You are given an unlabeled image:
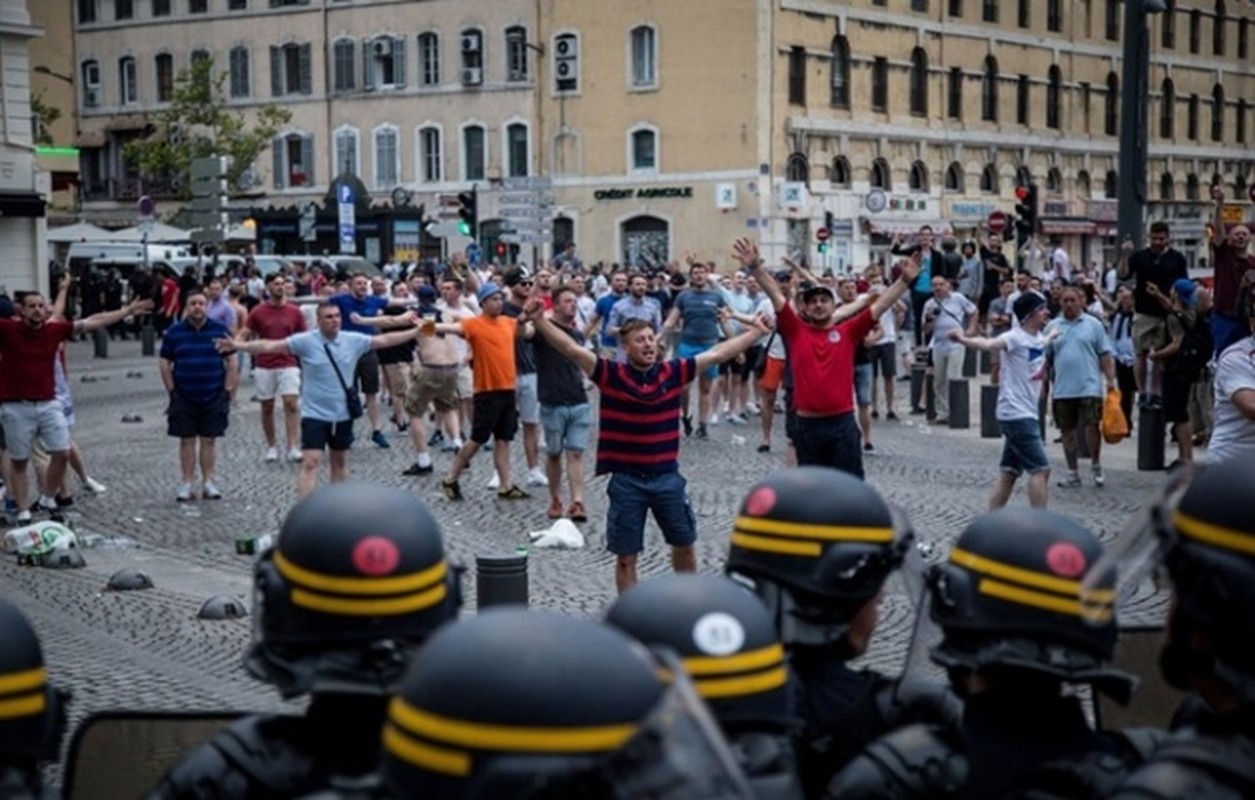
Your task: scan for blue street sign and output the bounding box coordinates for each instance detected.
[466,242,482,266]
[338,183,355,205]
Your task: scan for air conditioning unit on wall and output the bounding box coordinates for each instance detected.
[373,39,393,57]
[461,67,482,86]
[461,34,480,53]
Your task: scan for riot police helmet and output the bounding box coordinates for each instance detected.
[928,507,1133,700]
[246,483,461,698]
[0,597,67,771]
[380,610,756,799]
[724,468,913,647]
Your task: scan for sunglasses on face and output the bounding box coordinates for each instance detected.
[517,281,534,287]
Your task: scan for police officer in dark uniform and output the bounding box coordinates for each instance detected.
[723,467,959,797]
[605,573,802,798]
[150,483,461,798]
[1109,457,1255,799]
[0,597,68,800]
[379,609,756,799]
[829,507,1159,799]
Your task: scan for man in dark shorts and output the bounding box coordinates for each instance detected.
[1116,220,1189,407]
[525,299,770,594]
[159,290,237,502]
[328,274,392,448]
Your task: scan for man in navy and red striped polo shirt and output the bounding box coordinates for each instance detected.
[524,297,770,593]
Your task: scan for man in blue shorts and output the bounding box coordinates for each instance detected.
[662,263,728,439]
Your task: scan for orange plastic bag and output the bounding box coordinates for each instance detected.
[1102,387,1129,444]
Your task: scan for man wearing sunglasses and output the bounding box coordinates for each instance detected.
[502,268,548,489]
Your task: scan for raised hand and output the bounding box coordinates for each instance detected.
[731,237,760,269]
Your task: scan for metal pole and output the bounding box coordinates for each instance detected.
[1117,1,1149,245]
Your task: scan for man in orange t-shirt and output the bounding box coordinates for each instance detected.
[430,281,532,501]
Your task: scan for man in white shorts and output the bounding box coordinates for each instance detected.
[239,273,306,461]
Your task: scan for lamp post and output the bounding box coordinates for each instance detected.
[1116,0,1166,246]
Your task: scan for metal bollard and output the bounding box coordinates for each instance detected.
[910,363,927,413]
[92,327,108,359]
[1137,406,1166,471]
[980,385,1000,438]
[948,379,970,429]
[141,323,156,357]
[925,370,936,421]
[962,348,977,378]
[476,552,529,608]
[979,349,991,375]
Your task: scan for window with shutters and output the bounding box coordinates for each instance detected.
[373,126,399,189]
[1016,74,1030,125]
[270,43,312,96]
[229,46,250,98]
[418,127,441,182]
[119,57,138,106]
[948,67,963,119]
[1046,67,1061,129]
[463,125,485,181]
[629,26,657,89]
[116,0,133,19]
[332,38,355,92]
[830,36,850,109]
[152,0,170,16]
[155,53,174,103]
[273,132,314,188]
[333,128,358,176]
[506,26,529,82]
[364,35,406,90]
[1159,78,1174,138]
[418,33,440,86]
[506,122,529,177]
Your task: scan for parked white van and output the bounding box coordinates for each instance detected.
[66,242,191,275]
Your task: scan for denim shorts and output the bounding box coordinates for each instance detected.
[999,417,1050,476]
[854,363,873,408]
[540,403,592,455]
[677,342,716,381]
[605,471,697,556]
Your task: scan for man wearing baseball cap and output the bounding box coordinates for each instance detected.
[950,291,1054,508]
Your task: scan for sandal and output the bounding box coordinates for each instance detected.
[567,501,588,522]
[440,479,463,501]
[548,497,565,519]
[498,485,531,500]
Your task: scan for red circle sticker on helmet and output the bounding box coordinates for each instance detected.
[353,536,401,576]
[1044,542,1087,578]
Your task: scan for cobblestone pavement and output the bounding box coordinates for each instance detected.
[1,339,1174,744]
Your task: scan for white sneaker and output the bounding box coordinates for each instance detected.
[36,496,58,513]
[15,510,31,524]
[727,414,747,426]
[707,413,720,426]
[83,477,107,495]
[176,483,195,502]
[264,446,279,463]
[527,467,549,487]
[745,402,761,416]
[287,448,303,462]
[486,473,501,490]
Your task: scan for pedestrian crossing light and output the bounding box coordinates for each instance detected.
[457,188,478,238]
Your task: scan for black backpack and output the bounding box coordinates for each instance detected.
[1167,311,1213,382]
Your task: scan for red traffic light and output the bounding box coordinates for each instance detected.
[1014,185,1030,201]
[496,242,507,257]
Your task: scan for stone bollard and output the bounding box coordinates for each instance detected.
[948,379,970,429]
[92,328,108,359]
[1137,405,1166,471]
[962,348,978,378]
[980,385,1000,438]
[476,552,529,608]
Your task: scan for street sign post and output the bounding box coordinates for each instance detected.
[987,210,1009,234]
[816,227,831,242]
[338,183,356,254]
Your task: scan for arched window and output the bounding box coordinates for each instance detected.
[1104,71,1119,135]
[831,156,851,188]
[909,47,928,116]
[1076,170,1091,198]
[1046,66,1061,129]
[870,158,891,190]
[629,25,657,88]
[830,36,850,108]
[909,161,929,193]
[1046,167,1063,192]
[980,163,998,193]
[981,56,999,121]
[1160,78,1175,139]
[417,125,441,182]
[1211,83,1225,142]
[630,127,658,171]
[1186,173,1200,200]
[1104,170,1118,199]
[118,56,138,106]
[506,122,529,177]
[786,152,809,184]
[1160,172,1175,200]
[462,124,485,181]
[417,32,440,86]
[373,125,400,189]
[945,161,965,192]
[333,127,358,176]
[1214,0,1226,55]
[1015,165,1032,187]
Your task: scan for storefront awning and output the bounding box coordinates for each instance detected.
[864,219,953,237]
[73,129,106,148]
[0,192,46,218]
[1041,218,1097,235]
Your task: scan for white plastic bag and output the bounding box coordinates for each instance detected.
[3,521,79,556]
[528,519,586,549]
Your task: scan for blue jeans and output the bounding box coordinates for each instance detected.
[1212,312,1245,358]
[792,412,864,479]
[605,471,697,556]
[999,417,1050,476]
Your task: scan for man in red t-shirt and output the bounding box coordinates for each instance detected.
[239,273,307,462]
[735,238,919,478]
[0,290,152,522]
[1209,184,1253,356]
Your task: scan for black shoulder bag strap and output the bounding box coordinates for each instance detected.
[323,342,356,405]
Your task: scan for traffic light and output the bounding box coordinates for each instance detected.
[457,187,478,238]
[1014,183,1038,243]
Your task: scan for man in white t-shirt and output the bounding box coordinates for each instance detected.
[862,265,905,420]
[1050,239,1072,287]
[1208,320,1255,465]
[950,292,1053,509]
[922,275,978,425]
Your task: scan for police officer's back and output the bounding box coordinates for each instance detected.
[149,484,461,798]
[1109,459,1255,799]
[723,468,959,797]
[0,598,67,800]
[829,507,1157,800]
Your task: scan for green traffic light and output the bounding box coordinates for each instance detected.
[817,243,828,253]
[457,221,472,236]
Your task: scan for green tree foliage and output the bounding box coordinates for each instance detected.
[123,57,291,198]
[31,92,61,146]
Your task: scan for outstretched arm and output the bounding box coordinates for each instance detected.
[947,328,1007,353]
[732,238,785,312]
[216,336,292,357]
[75,298,154,333]
[695,315,772,374]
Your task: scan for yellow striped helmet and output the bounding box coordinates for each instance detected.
[246,483,461,698]
[0,598,66,764]
[724,468,910,643]
[928,508,1130,697]
[605,574,792,731]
